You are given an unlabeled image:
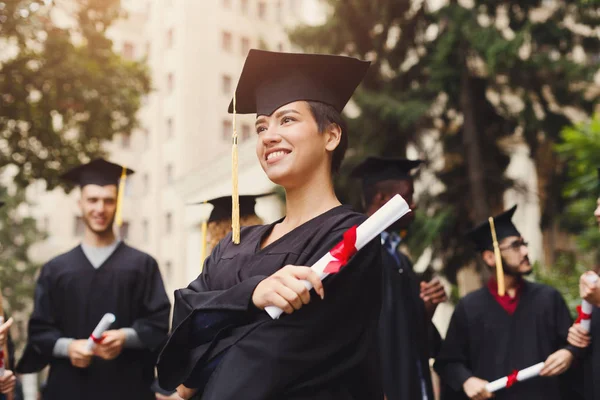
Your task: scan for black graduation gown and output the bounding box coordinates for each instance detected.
[16,242,171,400]
[434,281,579,400]
[379,249,439,400]
[581,307,600,399]
[157,206,383,400]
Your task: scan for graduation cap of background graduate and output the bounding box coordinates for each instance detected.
[61,158,135,228]
[226,49,370,244]
[191,193,275,267]
[350,157,423,188]
[466,205,521,296]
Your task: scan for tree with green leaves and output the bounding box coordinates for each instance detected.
[1,0,150,189]
[291,0,600,286]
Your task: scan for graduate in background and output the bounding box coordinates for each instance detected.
[351,157,446,400]
[17,159,171,400]
[157,49,383,400]
[434,205,580,400]
[201,193,270,257]
[566,168,600,400]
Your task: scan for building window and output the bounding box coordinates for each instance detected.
[277,42,284,52]
[166,28,174,49]
[276,0,282,19]
[165,261,172,280]
[167,73,174,93]
[142,219,149,243]
[240,0,248,14]
[222,74,232,95]
[145,41,150,57]
[123,41,135,59]
[222,120,232,140]
[166,118,173,138]
[121,133,131,149]
[222,31,232,52]
[242,124,251,141]
[241,37,250,56]
[143,128,150,150]
[74,216,85,236]
[143,173,150,195]
[258,1,267,20]
[165,212,173,234]
[119,221,130,240]
[166,163,174,185]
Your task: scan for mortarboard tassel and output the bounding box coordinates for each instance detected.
[200,201,208,271]
[231,93,240,244]
[115,166,127,228]
[488,216,506,296]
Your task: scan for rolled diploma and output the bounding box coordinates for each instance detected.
[581,274,599,332]
[265,194,411,319]
[485,362,545,393]
[0,316,4,376]
[86,313,116,351]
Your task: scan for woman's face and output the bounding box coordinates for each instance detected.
[255,101,338,188]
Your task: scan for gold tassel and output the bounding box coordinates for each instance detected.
[200,201,208,272]
[231,92,240,244]
[488,216,506,296]
[115,166,127,228]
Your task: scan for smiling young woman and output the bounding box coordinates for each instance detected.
[157,50,383,400]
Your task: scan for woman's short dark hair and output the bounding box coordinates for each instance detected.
[306,101,348,174]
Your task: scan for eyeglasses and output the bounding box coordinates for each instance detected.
[499,239,528,252]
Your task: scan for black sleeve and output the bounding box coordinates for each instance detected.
[428,321,442,358]
[131,256,171,351]
[434,301,473,392]
[16,264,63,373]
[553,290,585,359]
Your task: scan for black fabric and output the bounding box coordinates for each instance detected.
[157,205,383,400]
[434,281,581,400]
[379,249,438,400]
[579,307,600,399]
[192,193,273,223]
[227,50,370,116]
[351,157,423,187]
[465,205,521,251]
[17,242,170,400]
[61,158,134,187]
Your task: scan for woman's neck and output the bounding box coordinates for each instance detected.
[281,173,341,230]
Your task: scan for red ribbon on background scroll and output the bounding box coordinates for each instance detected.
[323,226,358,274]
[576,305,592,324]
[506,370,519,388]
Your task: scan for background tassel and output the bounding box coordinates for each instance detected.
[488,216,506,296]
[115,166,127,228]
[231,93,240,244]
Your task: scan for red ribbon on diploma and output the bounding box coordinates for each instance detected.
[90,334,104,344]
[576,305,592,324]
[323,226,358,274]
[0,349,4,368]
[506,370,519,388]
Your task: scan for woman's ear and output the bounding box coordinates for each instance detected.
[324,123,342,152]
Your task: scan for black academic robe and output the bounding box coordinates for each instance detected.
[16,242,171,400]
[379,249,440,400]
[582,307,600,399]
[434,281,579,400]
[157,206,383,400]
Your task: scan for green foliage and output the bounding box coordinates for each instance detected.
[533,259,586,320]
[555,114,600,263]
[292,0,600,285]
[0,0,151,190]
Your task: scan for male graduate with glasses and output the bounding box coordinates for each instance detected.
[434,205,580,400]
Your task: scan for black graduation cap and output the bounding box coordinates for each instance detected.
[466,205,521,252]
[228,49,370,116]
[193,193,274,223]
[350,157,423,187]
[61,158,135,187]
